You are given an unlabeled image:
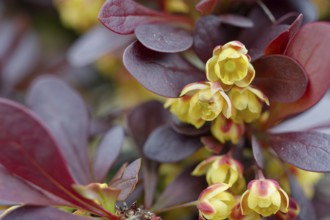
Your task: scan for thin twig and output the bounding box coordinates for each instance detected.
[257,0,276,24]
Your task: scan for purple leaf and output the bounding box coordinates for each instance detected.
[218,14,254,28]
[142,160,159,209]
[269,132,330,172]
[252,55,307,103]
[288,173,317,220]
[93,126,124,183]
[268,22,330,124]
[251,137,264,169]
[193,15,236,63]
[0,98,110,217]
[152,166,206,211]
[195,0,219,15]
[135,23,193,53]
[144,125,201,163]
[68,25,134,67]
[26,76,91,184]
[0,166,66,206]
[123,41,205,97]
[109,159,141,201]
[170,118,210,136]
[98,0,181,35]
[1,206,92,220]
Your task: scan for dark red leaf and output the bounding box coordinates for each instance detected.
[26,76,92,184]
[218,14,254,28]
[269,132,330,172]
[0,98,111,217]
[98,0,186,35]
[0,166,66,206]
[268,23,330,124]
[193,15,236,63]
[253,55,307,103]
[142,160,159,209]
[135,24,193,53]
[143,125,201,163]
[195,0,218,15]
[123,41,205,98]
[68,26,134,67]
[1,206,91,220]
[152,166,206,211]
[93,126,124,183]
[170,117,210,136]
[251,137,264,169]
[288,173,317,220]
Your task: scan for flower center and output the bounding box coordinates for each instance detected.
[224,60,236,72]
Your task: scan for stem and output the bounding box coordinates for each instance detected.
[256,168,265,179]
[257,0,276,24]
[153,201,198,214]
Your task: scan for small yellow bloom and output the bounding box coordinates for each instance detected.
[206,41,255,89]
[164,0,189,13]
[229,202,261,220]
[229,86,269,123]
[241,179,289,217]
[165,81,232,128]
[197,183,236,220]
[192,155,245,193]
[211,115,245,144]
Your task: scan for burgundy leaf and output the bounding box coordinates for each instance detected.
[98,0,185,35]
[142,160,159,209]
[1,206,91,220]
[269,132,330,172]
[251,137,264,169]
[193,15,235,63]
[68,25,134,67]
[195,0,219,15]
[253,55,307,103]
[109,159,141,201]
[268,23,330,124]
[123,41,205,97]
[26,76,91,184]
[93,126,124,183]
[0,98,111,217]
[218,14,254,28]
[135,23,193,53]
[152,166,206,211]
[288,173,317,220]
[171,117,210,136]
[143,125,201,163]
[0,166,66,206]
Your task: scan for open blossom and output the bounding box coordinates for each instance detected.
[229,202,261,220]
[211,115,245,144]
[165,81,232,128]
[229,86,269,123]
[241,179,289,217]
[192,155,245,193]
[206,41,255,89]
[197,183,236,220]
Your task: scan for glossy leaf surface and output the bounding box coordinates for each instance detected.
[144,125,201,163]
[26,76,91,184]
[135,24,193,53]
[124,41,205,97]
[269,132,330,172]
[253,55,307,103]
[93,126,124,183]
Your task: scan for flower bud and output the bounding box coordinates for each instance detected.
[211,115,245,144]
[241,179,289,217]
[206,41,255,89]
[197,183,235,220]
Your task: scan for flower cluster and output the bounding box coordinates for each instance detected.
[165,41,269,144]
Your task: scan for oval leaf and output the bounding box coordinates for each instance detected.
[171,117,210,136]
[269,132,330,172]
[135,23,193,53]
[253,55,307,103]
[123,41,205,97]
[26,76,91,184]
[218,14,254,28]
[268,22,330,124]
[144,125,201,163]
[93,126,124,183]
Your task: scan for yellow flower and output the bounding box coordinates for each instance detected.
[165,0,189,13]
[211,115,245,144]
[229,202,261,220]
[241,179,289,217]
[229,86,269,123]
[165,81,232,128]
[197,183,236,220]
[192,155,245,193]
[206,41,255,89]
